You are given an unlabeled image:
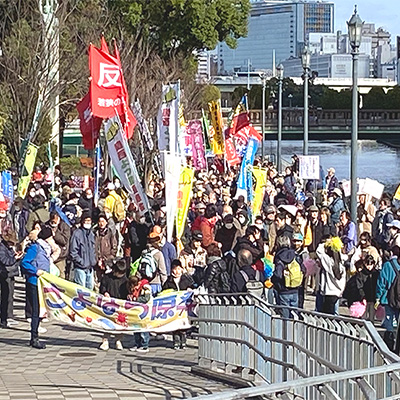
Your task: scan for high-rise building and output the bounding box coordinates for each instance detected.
[218,0,334,74]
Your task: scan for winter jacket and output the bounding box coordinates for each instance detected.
[272,247,305,294]
[343,267,379,306]
[0,240,18,278]
[329,197,346,225]
[200,217,217,247]
[231,265,261,293]
[11,206,29,241]
[316,243,346,297]
[326,175,339,195]
[70,227,96,270]
[26,207,50,233]
[78,195,94,217]
[129,221,150,262]
[95,227,118,266]
[376,258,400,305]
[233,236,264,262]
[21,241,50,285]
[47,220,71,260]
[340,221,358,254]
[204,256,230,294]
[161,241,177,276]
[147,246,168,286]
[215,225,239,254]
[100,273,129,299]
[163,274,194,291]
[372,209,394,248]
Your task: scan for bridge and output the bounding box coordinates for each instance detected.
[245,109,400,141]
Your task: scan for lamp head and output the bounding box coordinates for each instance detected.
[347,5,363,50]
[301,46,311,70]
[276,64,284,80]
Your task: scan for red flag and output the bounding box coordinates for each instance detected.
[235,124,262,144]
[225,137,241,166]
[113,41,136,139]
[100,36,109,53]
[230,95,250,136]
[76,93,103,150]
[89,44,125,118]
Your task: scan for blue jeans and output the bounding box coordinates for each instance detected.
[276,292,298,319]
[150,283,162,296]
[383,305,400,332]
[134,332,150,348]
[74,268,94,290]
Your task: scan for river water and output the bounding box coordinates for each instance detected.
[262,140,400,193]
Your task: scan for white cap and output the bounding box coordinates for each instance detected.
[107,183,115,191]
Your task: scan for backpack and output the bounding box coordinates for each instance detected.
[215,259,231,293]
[137,249,158,281]
[240,269,264,297]
[112,194,125,222]
[283,259,303,288]
[388,260,400,309]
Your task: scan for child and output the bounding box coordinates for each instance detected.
[127,275,152,353]
[99,260,129,351]
[163,260,194,349]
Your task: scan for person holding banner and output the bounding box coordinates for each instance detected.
[21,229,52,349]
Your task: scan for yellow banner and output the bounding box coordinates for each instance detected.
[252,166,268,218]
[394,184,400,200]
[208,100,225,155]
[176,166,194,239]
[38,273,193,333]
[18,143,38,199]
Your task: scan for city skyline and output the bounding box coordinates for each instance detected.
[334,0,399,41]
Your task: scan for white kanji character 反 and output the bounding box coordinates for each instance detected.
[97,63,122,88]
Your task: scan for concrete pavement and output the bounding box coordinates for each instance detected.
[0,280,232,400]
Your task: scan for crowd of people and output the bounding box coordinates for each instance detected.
[0,158,400,352]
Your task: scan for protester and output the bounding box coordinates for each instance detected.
[203,243,230,293]
[372,198,394,250]
[99,259,128,351]
[163,260,194,349]
[329,188,346,225]
[70,210,96,289]
[338,211,357,254]
[127,275,151,353]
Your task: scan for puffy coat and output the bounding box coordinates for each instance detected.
[70,227,96,270]
[21,242,50,285]
[0,240,18,278]
[203,256,230,294]
[163,274,194,291]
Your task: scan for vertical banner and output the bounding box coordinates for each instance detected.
[201,109,211,150]
[236,137,259,201]
[176,166,195,240]
[132,99,154,151]
[165,153,182,242]
[1,171,13,207]
[157,83,179,154]
[94,142,101,207]
[225,136,241,166]
[105,115,150,216]
[18,142,38,199]
[208,100,225,155]
[252,167,268,218]
[187,120,206,170]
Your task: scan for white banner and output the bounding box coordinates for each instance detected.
[156,83,179,154]
[132,99,154,151]
[359,178,384,200]
[165,152,182,242]
[105,114,150,216]
[299,156,320,180]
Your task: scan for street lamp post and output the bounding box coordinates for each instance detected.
[347,6,363,224]
[261,73,267,159]
[277,64,284,173]
[302,46,311,156]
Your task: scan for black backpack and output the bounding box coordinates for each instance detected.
[388,260,400,309]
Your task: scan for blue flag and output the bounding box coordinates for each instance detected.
[237,137,259,201]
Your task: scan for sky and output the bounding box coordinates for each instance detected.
[333,0,400,41]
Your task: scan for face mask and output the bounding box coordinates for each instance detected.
[83,223,91,230]
[86,193,93,199]
[30,191,36,198]
[115,182,121,189]
[50,223,58,228]
[255,223,263,230]
[14,206,21,212]
[225,223,233,229]
[0,213,6,219]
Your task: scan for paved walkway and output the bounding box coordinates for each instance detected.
[0,280,231,400]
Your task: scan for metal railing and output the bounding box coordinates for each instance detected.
[193,294,400,400]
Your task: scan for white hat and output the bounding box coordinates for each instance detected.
[107,183,115,191]
[327,167,335,173]
[387,220,400,230]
